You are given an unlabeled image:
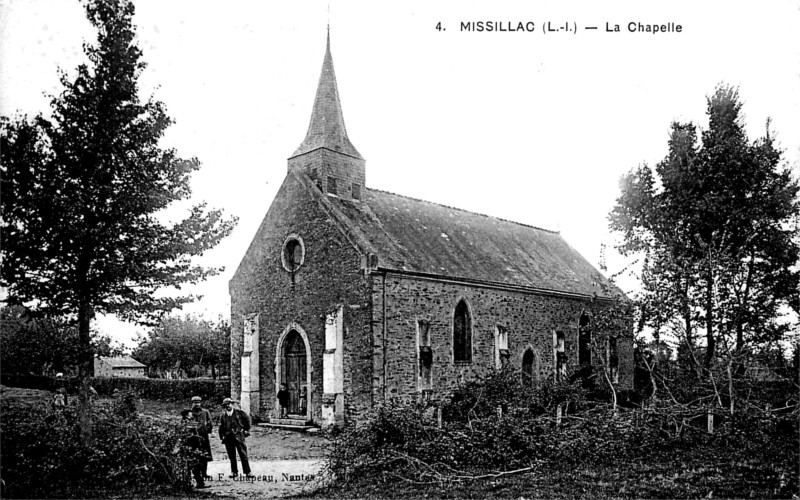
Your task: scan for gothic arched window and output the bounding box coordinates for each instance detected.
[453,299,472,363]
[522,349,535,387]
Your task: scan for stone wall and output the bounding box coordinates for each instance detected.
[229,171,373,423]
[288,148,365,202]
[371,271,633,404]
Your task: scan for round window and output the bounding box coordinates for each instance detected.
[281,235,305,272]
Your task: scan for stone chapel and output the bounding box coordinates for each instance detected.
[229,33,633,427]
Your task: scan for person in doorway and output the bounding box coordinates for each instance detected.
[277,383,290,418]
[218,398,252,478]
[299,385,307,416]
[189,396,213,480]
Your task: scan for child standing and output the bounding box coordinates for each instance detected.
[299,385,307,415]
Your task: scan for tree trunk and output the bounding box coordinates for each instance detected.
[735,323,744,353]
[733,322,747,377]
[683,304,701,377]
[78,299,94,448]
[704,274,715,369]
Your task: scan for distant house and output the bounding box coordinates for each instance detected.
[94,356,147,378]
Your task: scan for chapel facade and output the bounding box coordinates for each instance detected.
[229,33,633,426]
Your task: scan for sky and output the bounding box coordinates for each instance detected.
[1,0,799,348]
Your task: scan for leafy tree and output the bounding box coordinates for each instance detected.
[133,315,230,380]
[93,333,129,358]
[0,306,128,375]
[610,85,799,368]
[0,0,236,445]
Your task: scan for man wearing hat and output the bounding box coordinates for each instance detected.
[218,398,252,478]
[189,396,213,480]
[180,408,209,489]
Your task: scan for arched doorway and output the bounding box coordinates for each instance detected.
[282,330,306,415]
[522,349,535,387]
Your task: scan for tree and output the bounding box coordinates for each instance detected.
[610,85,799,369]
[93,333,129,358]
[0,0,236,446]
[133,315,230,379]
[0,306,128,375]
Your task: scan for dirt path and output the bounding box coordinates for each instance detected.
[207,424,326,461]
[201,426,329,497]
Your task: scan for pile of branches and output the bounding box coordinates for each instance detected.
[322,372,798,488]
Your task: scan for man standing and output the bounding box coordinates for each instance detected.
[218,398,252,478]
[180,409,210,489]
[189,396,213,481]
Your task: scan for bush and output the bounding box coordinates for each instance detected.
[90,376,229,402]
[322,370,798,493]
[0,373,68,392]
[0,392,194,498]
[0,373,229,402]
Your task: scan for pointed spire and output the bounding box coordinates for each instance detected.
[291,30,363,159]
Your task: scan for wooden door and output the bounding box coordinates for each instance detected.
[283,330,306,415]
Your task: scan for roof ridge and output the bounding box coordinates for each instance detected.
[365,186,560,235]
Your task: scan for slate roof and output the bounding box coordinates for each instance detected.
[290,30,363,160]
[325,186,622,298]
[98,356,146,369]
[253,33,620,301]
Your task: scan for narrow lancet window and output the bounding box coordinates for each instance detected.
[453,300,472,363]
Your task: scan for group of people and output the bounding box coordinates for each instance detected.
[180,396,252,489]
[51,381,309,490]
[276,383,307,418]
[181,384,310,489]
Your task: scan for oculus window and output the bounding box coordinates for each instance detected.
[281,235,305,273]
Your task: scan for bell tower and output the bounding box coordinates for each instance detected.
[288,30,365,202]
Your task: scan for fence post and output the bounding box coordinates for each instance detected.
[437,406,442,429]
[707,412,714,434]
[556,404,563,426]
[497,405,503,420]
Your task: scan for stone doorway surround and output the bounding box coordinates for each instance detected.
[275,323,312,423]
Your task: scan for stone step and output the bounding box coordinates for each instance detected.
[268,417,308,426]
[261,422,316,432]
[259,416,320,432]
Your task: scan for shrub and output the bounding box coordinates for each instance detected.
[322,370,798,492]
[0,392,194,498]
[0,373,229,402]
[90,376,229,402]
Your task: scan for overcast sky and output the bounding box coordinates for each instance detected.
[2,0,799,347]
